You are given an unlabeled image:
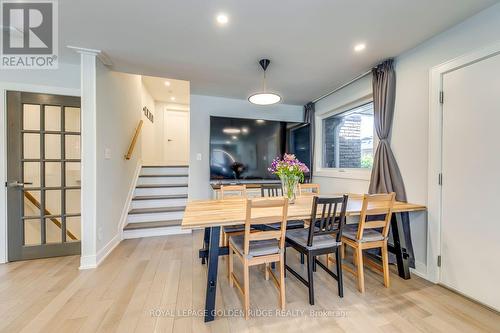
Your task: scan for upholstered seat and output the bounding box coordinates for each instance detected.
[267,220,305,230]
[286,228,341,249]
[342,224,385,242]
[223,225,246,233]
[229,235,280,258]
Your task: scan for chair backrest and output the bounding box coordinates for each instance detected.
[357,193,396,240]
[299,183,320,196]
[260,184,283,197]
[220,184,247,199]
[243,197,289,253]
[307,195,348,246]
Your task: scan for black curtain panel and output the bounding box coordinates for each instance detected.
[369,59,415,268]
[304,102,315,179]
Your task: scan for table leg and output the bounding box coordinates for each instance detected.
[204,226,221,322]
[390,212,411,280]
[201,227,210,265]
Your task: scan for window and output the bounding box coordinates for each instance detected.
[322,102,374,169]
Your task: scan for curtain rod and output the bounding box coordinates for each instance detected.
[312,69,372,104]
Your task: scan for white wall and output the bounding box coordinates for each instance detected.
[189,94,304,200]
[140,82,157,164]
[0,62,80,263]
[95,63,143,254]
[313,3,500,276]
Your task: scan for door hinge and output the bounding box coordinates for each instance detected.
[438,173,442,186]
[437,255,442,267]
[439,91,444,104]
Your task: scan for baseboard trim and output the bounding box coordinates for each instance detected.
[79,233,121,270]
[123,226,191,239]
[96,233,121,266]
[410,260,429,280]
[79,255,97,270]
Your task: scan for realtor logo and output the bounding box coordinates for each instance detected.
[1,0,58,69]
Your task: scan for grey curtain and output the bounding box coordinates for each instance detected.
[369,59,414,268]
[369,59,407,202]
[304,102,315,180]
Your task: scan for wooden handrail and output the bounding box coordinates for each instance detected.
[125,120,143,160]
[24,191,78,241]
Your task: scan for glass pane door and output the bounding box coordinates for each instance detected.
[7,91,81,261]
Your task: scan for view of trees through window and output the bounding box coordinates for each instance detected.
[322,102,374,169]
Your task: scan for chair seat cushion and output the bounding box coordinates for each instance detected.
[229,235,280,259]
[223,225,246,234]
[266,220,305,230]
[342,224,385,242]
[286,228,341,250]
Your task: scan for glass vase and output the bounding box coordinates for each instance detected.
[281,175,299,204]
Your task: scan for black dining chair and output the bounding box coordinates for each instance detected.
[285,195,348,305]
[260,184,305,231]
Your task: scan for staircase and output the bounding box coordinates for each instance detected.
[123,165,191,238]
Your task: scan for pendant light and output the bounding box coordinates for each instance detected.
[248,59,281,105]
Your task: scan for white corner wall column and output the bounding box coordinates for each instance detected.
[77,48,99,269]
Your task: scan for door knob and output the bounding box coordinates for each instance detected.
[167,139,173,142]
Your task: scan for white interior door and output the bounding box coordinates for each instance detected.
[441,52,500,311]
[164,110,189,165]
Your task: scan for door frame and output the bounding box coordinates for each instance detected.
[0,83,80,263]
[427,40,500,283]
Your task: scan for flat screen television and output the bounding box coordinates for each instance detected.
[210,116,308,182]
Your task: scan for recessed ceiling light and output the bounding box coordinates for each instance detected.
[164,81,171,86]
[170,96,176,101]
[216,13,229,25]
[256,119,265,124]
[354,43,366,52]
[225,141,231,144]
[231,135,237,140]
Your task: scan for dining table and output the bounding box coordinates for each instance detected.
[181,193,426,322]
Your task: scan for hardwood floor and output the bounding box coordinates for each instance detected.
[0,231,498,333]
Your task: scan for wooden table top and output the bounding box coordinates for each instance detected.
[181,193,426,229]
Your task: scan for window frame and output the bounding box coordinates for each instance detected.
[314,96,376,180]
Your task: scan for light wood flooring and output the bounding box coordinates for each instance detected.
[0,231,499,333]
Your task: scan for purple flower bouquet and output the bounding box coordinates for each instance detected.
[268,153,309,203]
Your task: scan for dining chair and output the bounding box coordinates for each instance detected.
[260,184,304,230]
[285,195,348,305]
[298,183,320,196]
[228,197,289,319]
[338,193,396,293]
[220,185,248,246]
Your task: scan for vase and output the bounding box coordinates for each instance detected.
[281,175,299,204]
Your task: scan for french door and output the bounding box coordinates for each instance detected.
[7,91,81,261]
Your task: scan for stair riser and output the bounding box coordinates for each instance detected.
[131,198,188,209]
[140,167,188,176]
[134,186,188,197]
[126,211,184,223]
[137,176,189,186]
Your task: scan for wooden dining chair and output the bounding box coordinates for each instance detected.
[220,185,248,246]
[298,183,320,196]
[228,197,289,319]
[338,193,396,293]
[284,195,348,305]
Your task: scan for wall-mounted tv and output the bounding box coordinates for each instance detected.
[209,116,309,182]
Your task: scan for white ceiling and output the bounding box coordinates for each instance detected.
[59,0,498,105]
[142,76,190,105]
